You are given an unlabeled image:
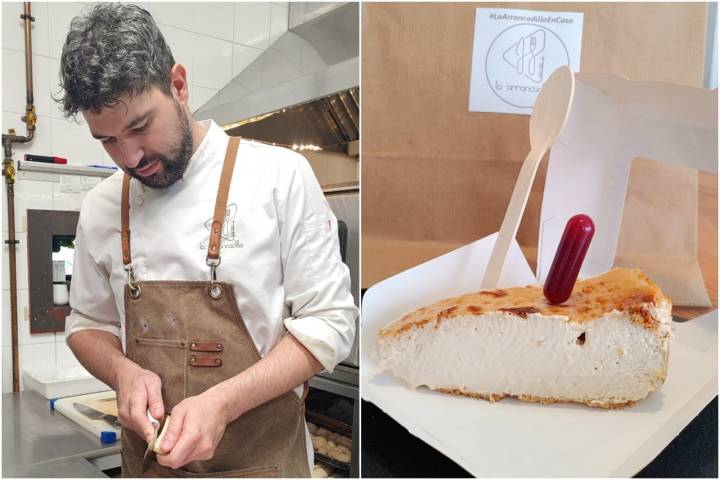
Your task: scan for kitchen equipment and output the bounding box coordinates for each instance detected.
[308,366,359,477]
[73,402,121,428]
[142,409,161,473]
[196,3,358,135]
[54,391,122,441]
[23,366,110,399]
[481,65,575,289]
[325,190,360,367]
[307,406,353,471]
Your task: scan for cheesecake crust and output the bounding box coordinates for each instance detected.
[380,268,670,337]
[436,387,638,409]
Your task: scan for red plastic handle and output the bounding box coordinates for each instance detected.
[543,214,595,304]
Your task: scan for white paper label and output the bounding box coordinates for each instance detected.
[469,8,583,114]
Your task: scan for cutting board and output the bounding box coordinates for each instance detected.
[54,391,122,440]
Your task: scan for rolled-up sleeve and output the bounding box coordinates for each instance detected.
[278,152,357,372]
[65,215,122,347]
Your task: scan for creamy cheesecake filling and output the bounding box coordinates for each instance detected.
[378,302,672,406]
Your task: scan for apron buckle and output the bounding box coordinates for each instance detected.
[206,257,223,299]
[125,264,141,299]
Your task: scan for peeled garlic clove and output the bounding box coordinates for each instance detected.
[152,415,171,454]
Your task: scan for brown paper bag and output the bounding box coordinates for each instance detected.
[361,2,714,305]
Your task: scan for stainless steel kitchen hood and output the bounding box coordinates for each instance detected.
[223,87,358,153]
[195,2,359,133]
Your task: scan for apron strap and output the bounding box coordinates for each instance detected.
[119,135,242,269]
[207,136,241,264]
[300,381,309,417]
[121,174,131,266]
[301,381,310,403]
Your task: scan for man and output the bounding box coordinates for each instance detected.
[57,3,357,477]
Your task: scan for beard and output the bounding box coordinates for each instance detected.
[127,100,193,189]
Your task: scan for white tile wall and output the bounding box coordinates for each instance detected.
[1,183,6,233]
[190,86,219,113]
[269,3,289,46]
[2,347,13,393]
[52,181,83,211]
[2,2,51,57]
[50,117,105,166]
[47,2,85,60]
[46,58,64,120]
[2,232,28,291]
[1,2,291,394]
[2,49,52,116]
[144,2,194,32]
[56,341,81,370]
[234,3,272,49]
[2,290,11,348]
[102,149,114,167]
[192,34,234,90]
[193,3,235,42]
[159,24,195,87]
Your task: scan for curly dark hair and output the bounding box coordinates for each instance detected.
[55,3,175,118]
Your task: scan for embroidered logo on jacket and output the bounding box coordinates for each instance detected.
[200,203,244,250]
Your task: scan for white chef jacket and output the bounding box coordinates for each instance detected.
[66,118,357,374]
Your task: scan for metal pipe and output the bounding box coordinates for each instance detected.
[21,1,36,142]
[3,139,20,392]
[2,1,36,392]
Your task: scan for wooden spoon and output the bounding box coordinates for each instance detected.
[481,65,575,289]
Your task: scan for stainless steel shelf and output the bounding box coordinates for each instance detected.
[17,160,117,178]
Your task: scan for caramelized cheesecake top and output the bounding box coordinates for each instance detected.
[379,268,671,337]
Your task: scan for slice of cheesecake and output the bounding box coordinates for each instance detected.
[377,268,672,408]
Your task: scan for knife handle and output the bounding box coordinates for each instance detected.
[104,414,121,429]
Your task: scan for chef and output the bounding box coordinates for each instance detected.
[57,3,357,477]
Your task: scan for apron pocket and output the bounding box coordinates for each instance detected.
[179,464,281,478]
[133,338,187,410]
[121,451,177,478]
[121,452,281,478]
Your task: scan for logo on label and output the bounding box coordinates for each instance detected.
[199,203,244,250]
[485,23,570,108]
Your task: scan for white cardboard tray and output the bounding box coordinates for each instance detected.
[361,233,718,477]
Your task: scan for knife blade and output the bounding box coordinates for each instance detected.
[73,402,121,429]
[143,409,161,473]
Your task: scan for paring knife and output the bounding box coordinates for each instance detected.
[143,409,161,473]
[73,402,121,429]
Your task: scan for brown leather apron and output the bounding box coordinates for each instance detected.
[119,137,311,477]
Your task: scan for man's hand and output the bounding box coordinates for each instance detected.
[156,391,230,469]
[115,363,165,443]
[66,330,167,444]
